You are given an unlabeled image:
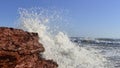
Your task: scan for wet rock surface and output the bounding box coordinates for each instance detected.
[0,27,58,68]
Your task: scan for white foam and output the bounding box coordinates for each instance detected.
[17,8,107,68]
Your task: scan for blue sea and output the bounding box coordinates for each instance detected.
[71,37,120,68]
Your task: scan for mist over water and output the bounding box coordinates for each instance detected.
[17,8,108,68]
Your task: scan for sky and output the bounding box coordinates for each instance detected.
[0,0,120,38]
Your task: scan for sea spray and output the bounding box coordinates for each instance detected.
[17,8,107,68]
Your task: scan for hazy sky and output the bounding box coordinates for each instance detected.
[0,0,120,38]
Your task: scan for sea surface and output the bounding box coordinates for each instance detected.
[71,37,120,68]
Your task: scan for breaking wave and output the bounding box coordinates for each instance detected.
[17,8,107,68]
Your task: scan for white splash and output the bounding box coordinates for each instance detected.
[17,8,107,68]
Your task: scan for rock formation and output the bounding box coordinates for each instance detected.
[0,27,58,68]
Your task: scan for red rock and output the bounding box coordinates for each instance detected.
[0,27,58,68]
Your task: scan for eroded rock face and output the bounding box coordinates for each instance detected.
[0,27,58,68]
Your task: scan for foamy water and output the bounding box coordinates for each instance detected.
[17,8,107,68]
